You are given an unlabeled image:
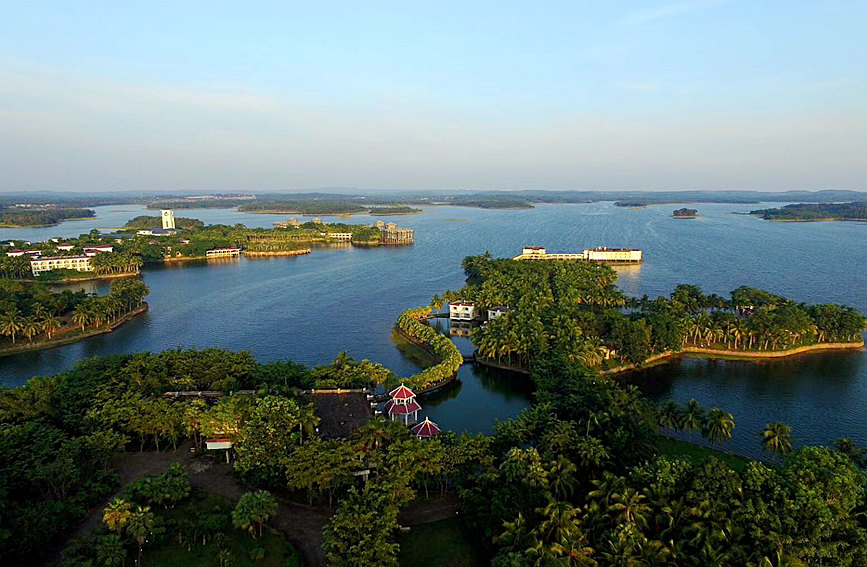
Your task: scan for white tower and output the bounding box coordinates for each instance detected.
[161,209,176,230]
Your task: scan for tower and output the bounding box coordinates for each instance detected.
[161,209,176,230]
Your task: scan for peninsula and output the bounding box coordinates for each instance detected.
[751,202,867,222]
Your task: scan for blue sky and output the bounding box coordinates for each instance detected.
[0,1,864,191]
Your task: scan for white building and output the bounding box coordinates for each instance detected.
[161,209,176,230]
[487,306,510,320]
[512,246,642,263]
[30,255,92,276]
[449,302,477,320]
[326,232,353,241]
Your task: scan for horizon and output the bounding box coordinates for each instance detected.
[1,1,865,192]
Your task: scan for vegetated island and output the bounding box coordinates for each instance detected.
[239,199,369,215]
[0,278,149,356]
[6,322,867,565]
[434,253,865,375]
[673,207,698,218]
[0,206,95,227]
[0,214,414,280]
[750,201,867,222]
[367,205,422,215]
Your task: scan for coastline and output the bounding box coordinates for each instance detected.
[472,341,866,377]
[243,249,312,257]
[0,303,149,358]
[20,271,141,284]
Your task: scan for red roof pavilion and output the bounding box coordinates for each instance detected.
[384,399,422,415]
[389,384,416,400]
[412,418,441,439]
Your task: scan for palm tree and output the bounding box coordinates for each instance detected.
[548,456,578,501]
[656,401,683,436]
[682,399,705,443]
[103,498,132,535]
[431,293,443,313]
[536,499,579,545]
[0,311,23,344]
[22,316,40,343]
[761,422,793,463]
[126,505,155,566]
[73,304,91,331]
[608,487,651,530]
[702,408,735,448]
[42,315,62,339]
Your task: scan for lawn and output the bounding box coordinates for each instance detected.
[398,517,488,567]
[656,436,751,472]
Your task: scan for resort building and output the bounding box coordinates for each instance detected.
[380,222,414,245]
[83,245,113,256]
[412,418,442,439]
[449,302,477,321]
[137,227,177,236]
[30,255,92,275]
[205,247,242,258]
[325,232,353,241]
[161,209,176,230]
[487,306,510,320]
[274,218,301,228]
[56,243,75,251]
[384,384,421,425]
[512,246,642,263]
[7,249,41,257]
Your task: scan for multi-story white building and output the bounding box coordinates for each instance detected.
[512,246,642,263]
[30,255,92,276]
[487,306,511,320]
[449,302,477,320]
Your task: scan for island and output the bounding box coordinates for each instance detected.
[673,207,698,218]
[367,205,422,215]
[750,201,867,221]
[0,206,95,227]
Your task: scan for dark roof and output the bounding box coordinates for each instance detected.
[312,392,372,440]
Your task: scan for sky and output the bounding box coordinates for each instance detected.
[0,1,865,192]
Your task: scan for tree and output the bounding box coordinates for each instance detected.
[702,408,735,448]
[103,498,132,535]
[0,310,23,343]
[681,399,705,443]
[42,314,62,339]
[95,534,126,567]
[761,422,793,462]
[126,505,156,566]
[232,490,278,538]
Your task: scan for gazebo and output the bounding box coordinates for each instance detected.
[385,384,421,425]
[411,417,441,439]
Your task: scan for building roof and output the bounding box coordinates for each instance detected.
[389,384,416,400]
[31,255,90,262]
[450,302,475,307]
[385,399,421,414]
[412,418,441,438]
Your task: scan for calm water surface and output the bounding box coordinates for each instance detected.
[1,203,865,457]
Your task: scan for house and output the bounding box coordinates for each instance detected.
[137,227,177,236]
[449,302,477,321]
[82,245,113,256]
[56,243,75,251]
[487,306,510,320]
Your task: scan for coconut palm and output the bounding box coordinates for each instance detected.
[0,311,23,344]
[608,487,651,530]
[126,505,155,566]
[656,401,683,435]
[73,304,91,331]
[548,456,579,501]
[42,315,62,339]
[761,422,793,463]
[682,399,705,443]
[702,408,735,448]
[22,316,41,342]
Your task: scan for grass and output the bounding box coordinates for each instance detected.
[144,492,301,567]
[656,436,751,472]
[398,518,488,567]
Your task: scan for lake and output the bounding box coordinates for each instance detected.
[0,202,864,459]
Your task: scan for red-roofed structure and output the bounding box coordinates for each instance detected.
[412,417,441,439]
[385,384,420,425]
[389,384,416,400]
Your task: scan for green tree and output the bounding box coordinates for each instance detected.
[761,422,793,462]
[232,490,278,538]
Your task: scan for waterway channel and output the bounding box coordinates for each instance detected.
[0,202,865,459]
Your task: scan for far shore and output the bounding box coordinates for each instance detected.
[0,303,148,358]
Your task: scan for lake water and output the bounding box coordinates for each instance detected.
[0,202,865,459]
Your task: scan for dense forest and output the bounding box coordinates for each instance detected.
[672,208,698,217]
[368,206,422,215]
[0,207,95,227]
[239,200,369,214]
[444,255,865,370]
[751,202,867,221]
[0,326,865,565]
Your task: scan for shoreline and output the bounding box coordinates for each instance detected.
[243,249,312,257]
[472,341,866,377]
[0,303,149,357]
[20,271,141,284]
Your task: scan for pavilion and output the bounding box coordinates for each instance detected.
[384,384,421,425]
[411,417,441,439]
